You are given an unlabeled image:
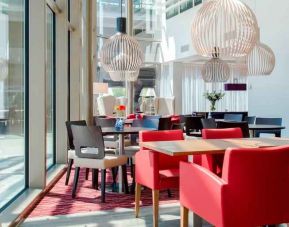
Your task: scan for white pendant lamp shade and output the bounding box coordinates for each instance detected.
[0,59,8,81]
[100,17,144,82]
[201,57,231,83]
[191,0,259,58]
[247,42,275,76]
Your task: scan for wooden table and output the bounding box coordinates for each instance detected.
[140,137,289,156]
[248,124,285,137]
[141,137,289,227]
[102,127,155,192]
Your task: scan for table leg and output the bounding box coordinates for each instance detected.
[118,134,124,193]
[193,213,202,227]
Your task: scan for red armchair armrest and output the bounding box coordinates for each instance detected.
[135,149,160,189]
[180,161,227,226]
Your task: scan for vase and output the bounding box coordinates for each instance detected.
[115,118,125,131]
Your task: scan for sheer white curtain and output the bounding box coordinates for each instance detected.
[159,63,173,97]
[181,63,248,114]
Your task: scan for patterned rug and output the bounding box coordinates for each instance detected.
[29,168,179,217]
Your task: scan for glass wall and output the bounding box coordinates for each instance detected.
[0,0,26,210]
[46,5,55,170]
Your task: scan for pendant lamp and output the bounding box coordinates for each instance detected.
[191,0,259,58]
[247,28,275,76]
[100,7,144,82]
[201,48,231,83]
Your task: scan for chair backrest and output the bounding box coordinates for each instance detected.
[65,120,87,149]
[97,95,116,116]
[158,117,172,130]
[222,146,289,226]
[139,130,186,169]
[255,117,282,125]
[202,128,243,139]
[71,125,105,159]
[132,119,159,129]
[95,117,116,127]
[224,114,243,122]
[244,116,256,124]
[201,118,217,129]
[217,121,250,138]
[185,116,203,135]
[143,115,161,120]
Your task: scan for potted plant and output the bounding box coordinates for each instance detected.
[204,91,225,112]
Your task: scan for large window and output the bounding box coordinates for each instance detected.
[0,0,26,210]
[46,5,55,170]
[95,0,162,113]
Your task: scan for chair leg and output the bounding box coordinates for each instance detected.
[65,159,73,185]
[135,183,141,218]
[167,189,172,197]
[85,168,90,180]
[130,164,135,194]
[152,189,159,227]
[122,164,129,194]
[101,169,106,203]
[180,205,189,227]
[72,167,80,198]
[111,167,117,192]
[92,169,99,189]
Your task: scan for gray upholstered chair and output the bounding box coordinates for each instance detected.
[71,125,128,202]
[65,120,87,185]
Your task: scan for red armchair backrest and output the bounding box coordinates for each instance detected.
[195,128,243,175]
[202,127,243,139]
[139,130,186,170]
[222,146,289,226]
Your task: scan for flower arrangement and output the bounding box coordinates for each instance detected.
[115,105,126,118]
[204,91,225,112]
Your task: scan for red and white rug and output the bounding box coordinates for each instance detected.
[29,168,179,217]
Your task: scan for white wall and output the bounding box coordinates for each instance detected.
[164,0,289,136]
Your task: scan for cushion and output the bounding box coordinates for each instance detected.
[74,154,128,169]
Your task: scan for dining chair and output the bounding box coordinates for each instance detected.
[194,128,243,176]
[65,120,87,185]
[224,113,243,122]
[95,118,119,149]
[244,116,256,124]
[158,117,172,130]
[180,146,289,227]
[255,117,282,137]
[125,119,160,192]
[217,121,250,138]
[201,118,217,129]
[135,130,187,227]
[71,125,128,202]
[185,116,203,137]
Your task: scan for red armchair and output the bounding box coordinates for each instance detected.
[135,130,187,227]
[180,146,289,227]
[194,128,243,175]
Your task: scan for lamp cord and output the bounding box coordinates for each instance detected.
[120,0,123,17]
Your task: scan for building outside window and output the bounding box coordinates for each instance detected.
[0,0,27,211]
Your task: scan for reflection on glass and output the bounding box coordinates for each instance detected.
[0,0,26,210]
[46,6,55,170]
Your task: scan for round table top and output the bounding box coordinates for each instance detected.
[248,124,286,130]
[101,127,156,135]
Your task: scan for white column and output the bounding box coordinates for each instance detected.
[55,0,68,164]
[70,0,82,120]
[29,0,46,188]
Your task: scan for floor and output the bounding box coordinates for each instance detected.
[22,203,211,227]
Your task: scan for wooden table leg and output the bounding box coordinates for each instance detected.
[118,134,124,193]
[180,205,189,227]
